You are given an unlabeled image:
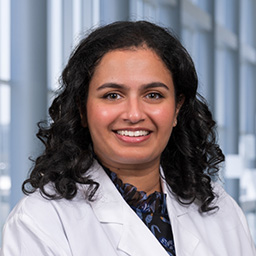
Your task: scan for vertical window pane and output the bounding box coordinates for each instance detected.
[240,63,255,133]
[0,0,11,242]
[215,0,226,27]
[0,85,10,126]
[189,0,212,13]
[0,84,11,241]
[47,0,63,92]
[73,0,82,42]
[241,0,256,46]
[216,0,238,34]
[0,0,10,80]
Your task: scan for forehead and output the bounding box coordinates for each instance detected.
[96,47,165,68]
[90,48,173,86]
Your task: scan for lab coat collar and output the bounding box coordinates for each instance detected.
[160,167,190,216]
[88,160,200,256]
[88,161,169,255]
[160,167,200,255]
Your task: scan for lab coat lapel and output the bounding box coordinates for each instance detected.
[89,161,169,256]
[170,216,200,256]
[117,209,169,256]
[161,170,200,256]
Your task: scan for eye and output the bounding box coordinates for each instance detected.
[145,92,163,100]
[103,93,122,100]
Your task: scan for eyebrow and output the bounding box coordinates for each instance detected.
[96,82,169,91]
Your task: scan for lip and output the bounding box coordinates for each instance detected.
[113,128,152,143]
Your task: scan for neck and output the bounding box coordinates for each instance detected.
[117,170,161,195]
[101,161,162,195]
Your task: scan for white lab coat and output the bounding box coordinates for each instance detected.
[1,160,255,256]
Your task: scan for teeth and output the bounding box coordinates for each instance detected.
[117,130,149,137]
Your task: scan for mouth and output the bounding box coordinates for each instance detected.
[115,130,150,137]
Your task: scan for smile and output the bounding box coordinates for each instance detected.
[116,130,150,137]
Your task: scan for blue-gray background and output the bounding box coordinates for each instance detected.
[0,0,255,244]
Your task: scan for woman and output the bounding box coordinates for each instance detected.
[1,21,255,256]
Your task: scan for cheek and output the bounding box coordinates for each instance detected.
[150,105,176,124]
[86,103,120,127]
[87,101,103,118]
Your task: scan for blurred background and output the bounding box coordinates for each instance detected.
[0,0,256,243]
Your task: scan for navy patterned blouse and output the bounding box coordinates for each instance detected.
[104,168,176,256]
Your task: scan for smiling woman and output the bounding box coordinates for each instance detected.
[1,21,255,256]
[84,49,181,194]
[84,49,182,192]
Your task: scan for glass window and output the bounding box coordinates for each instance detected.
[0,0,10,241]
[240,62,255,134]
[0,0,10,81]
[1,0,255,245]
[216,0,238,34]
[0,83,11,241]
[181,28,214,105]
[241,0,256,46]
[188,0,212,14]
[47,0,100,95]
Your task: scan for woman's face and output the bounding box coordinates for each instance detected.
[83,48,182,170]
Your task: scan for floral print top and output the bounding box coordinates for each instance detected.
[104,167,176,256]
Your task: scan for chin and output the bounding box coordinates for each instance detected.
[115,155,156,165]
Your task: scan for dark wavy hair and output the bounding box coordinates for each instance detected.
[22,21,224,212]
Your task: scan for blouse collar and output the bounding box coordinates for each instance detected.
[103,166,168,215]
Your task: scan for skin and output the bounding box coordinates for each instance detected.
[82,48,183,194]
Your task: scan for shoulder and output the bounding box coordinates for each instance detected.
[198,181,242,220]
[7,161,103,224]
[3,181,96,238]
[167,180,247,226]
[1,162,119,255]
[6,160,106,224]
[210,182,250,229]
[3,161,108,234]
[211,182,240,215]
[6,186,91,228]
[2,187,94,255]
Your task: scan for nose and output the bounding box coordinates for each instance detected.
[123,97,145,124]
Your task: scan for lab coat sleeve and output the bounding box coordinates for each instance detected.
[214,183,256,254]
[0,193,73,256]
[0,211,70,256]
[230,195,256,253]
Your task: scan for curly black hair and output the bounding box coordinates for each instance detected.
[22,21,224,212]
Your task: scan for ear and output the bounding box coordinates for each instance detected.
[80,111,87,128]
[173,95,185,127]
[77,100,87,128]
